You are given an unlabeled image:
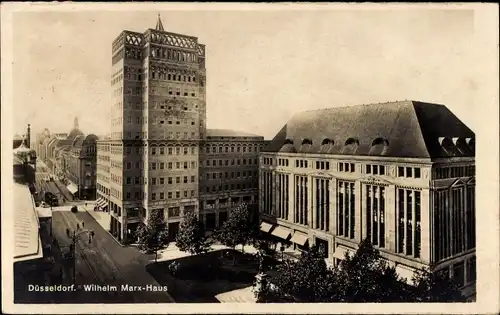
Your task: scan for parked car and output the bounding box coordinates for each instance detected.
[71,205,78,213]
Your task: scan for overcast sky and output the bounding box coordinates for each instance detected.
[9,5,494,139]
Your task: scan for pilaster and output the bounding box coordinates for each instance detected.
[420,188,431,264]
[288,173,294,222]
[355,180,362,243]
[308,174,313,228]
[386,184,397,252]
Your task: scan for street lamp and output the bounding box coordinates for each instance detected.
[69,228,94,285]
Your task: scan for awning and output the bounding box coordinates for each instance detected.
[333,246,354,260]
[396,265,416,285]
[98,199,108,209]
[290,232,309,246]
[271,226,292,240]
[260,222,274,233]
[67,183,78,194]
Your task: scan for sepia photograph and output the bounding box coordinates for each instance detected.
[1,2,499,314]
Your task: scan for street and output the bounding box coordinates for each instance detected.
[46,210,175,303]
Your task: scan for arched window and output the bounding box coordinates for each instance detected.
[321,138,334,145]
[345,138,359,146]
[302,139,313,145]
[369,137,389,155]
[438,137,457,157]
[466,137,475,150]
[343,137,359,155]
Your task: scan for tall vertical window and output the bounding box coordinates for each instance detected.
[434,184,473,263]
[315,178,330,231]
[466,257,476,283]
[277,174,289,220]
[262,171,274,216]
[294,175,308,225]
[337,181,355,239]
[466,185,475,250]
[365,185,386,248]
[397,188,421,258]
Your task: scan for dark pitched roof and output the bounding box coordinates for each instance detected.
[263,100,475,159]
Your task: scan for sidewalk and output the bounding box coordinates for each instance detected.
[81,203,123,247]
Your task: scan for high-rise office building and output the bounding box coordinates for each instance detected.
[96,16,266,243]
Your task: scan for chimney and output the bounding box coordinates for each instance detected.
[27,124,31,148]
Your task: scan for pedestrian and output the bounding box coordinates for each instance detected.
[76,223,80,230]
[82,222,84,228]
[66,228,70,237]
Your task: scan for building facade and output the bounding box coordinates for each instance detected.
[35,118,98,200]
[13,133,58,302]
[259,100,476,300]
[199,129,266,231]
[96,16,266,243]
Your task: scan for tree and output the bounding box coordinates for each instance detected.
[410,267,466,302]
[135,209,169,262]
[334,238,407,302]
[214,202,259,254]
[256,238,467,303]
[262,245,337,302]
[175,211,213,255]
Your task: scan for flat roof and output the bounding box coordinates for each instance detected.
[14,182,43,262]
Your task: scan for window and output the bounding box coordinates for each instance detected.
[406,167,413,178]
[314,178,329,231]
[452,262,465,288]
[398,167,405,177]
[168,177,172,184]
[152,193,156,200]
[397,188,421,258]
[293,175,309,225]
[365,185,385,247]
[414,168,421,178]
[337,181,355,239]
[176,177,180,184]
[467,257,476,283]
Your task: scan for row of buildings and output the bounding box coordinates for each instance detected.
[12,132,55,302]
[30,15,476,299]
[35,118,98,200]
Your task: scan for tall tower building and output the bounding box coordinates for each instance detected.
[105,15,207,241]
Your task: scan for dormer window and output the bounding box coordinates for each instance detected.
[438,137,457,157]
[345,138,359,146]
[343,137,359,155]
[370,137,389,155]
[466,137,475,152]
[302,139,313,145]
[321,138,334,145]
